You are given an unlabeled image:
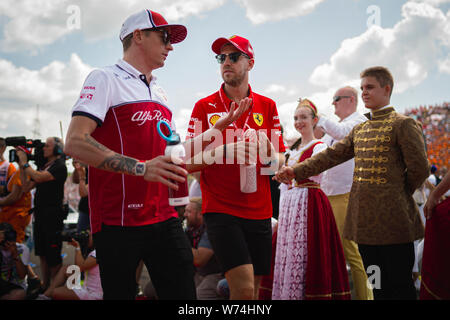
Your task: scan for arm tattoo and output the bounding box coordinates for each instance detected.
[84,134,137,174]
[98,154,137,175]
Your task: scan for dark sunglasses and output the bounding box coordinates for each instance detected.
[142,28,171,45]
[215,52,249,64]
[156,29,171,45]
[333,95,352,102]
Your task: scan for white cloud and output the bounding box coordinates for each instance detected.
[438,55,450,73]
[0,54,92,138]
[411,0,450,5]
[0,0,71,53]
[236,0,325,24]
[0,0,225,52]
[309,1,450,94]
[0,54,91,104]
[0,0,329,52]
[262,84,299,100]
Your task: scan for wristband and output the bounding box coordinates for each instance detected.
[22,163,30,170]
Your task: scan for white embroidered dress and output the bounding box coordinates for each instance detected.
[272,140,327,300]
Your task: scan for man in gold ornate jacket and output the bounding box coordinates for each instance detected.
[274,66,429,300]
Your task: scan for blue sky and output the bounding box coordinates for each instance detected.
[0,0,449,144]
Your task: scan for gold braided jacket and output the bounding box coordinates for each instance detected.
[293,107,429,245]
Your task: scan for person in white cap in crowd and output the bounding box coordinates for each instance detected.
[64,9,249,300]
[316,86,373,300]
[186,35,286,299]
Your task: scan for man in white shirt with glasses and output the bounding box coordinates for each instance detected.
[317,86,373,300]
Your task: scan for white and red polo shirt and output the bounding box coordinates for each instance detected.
[72,59,178,234]
[187,84,286,220]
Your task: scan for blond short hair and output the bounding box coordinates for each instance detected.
[360,66,394,97]
[189,197,202,211]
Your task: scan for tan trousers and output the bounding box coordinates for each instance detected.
[328,193,373,300]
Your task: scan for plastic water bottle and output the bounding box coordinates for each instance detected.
[158,121,189,206]
[240,163,257,193]
[240,128,257,193]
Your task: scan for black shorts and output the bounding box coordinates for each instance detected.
[33,208,64,267]
[204,212,272,276]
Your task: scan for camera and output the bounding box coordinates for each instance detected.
[59,228,89,243]
[6,136,46,169]
[58,228,90,257]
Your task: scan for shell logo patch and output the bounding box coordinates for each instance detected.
[210,114,221,126]
[207,112,227,128]
[253,113,263,126]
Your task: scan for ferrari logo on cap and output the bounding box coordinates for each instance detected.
[253,113,263,126]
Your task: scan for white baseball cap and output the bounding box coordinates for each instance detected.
[119,9,187,44]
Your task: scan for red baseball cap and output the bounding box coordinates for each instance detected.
[119,9,187,44]
[212,35,254,59]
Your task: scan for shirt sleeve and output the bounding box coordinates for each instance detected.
[47,160,67,182]
[18,244,30,265]
[398,118,430,194]
[293,128,356,181]
[269,101,286,153]
[71,69,112,126]
[317,114,366,141]
[186,101,207,141]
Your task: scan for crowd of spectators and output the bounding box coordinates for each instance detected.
[404,102,449,177]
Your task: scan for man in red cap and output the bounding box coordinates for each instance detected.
[186,35,286,299]
[65,10,249,300]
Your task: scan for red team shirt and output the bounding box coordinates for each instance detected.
[72,59,178,234]
[187,84,285,220]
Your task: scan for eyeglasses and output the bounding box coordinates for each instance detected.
[333,96,352,102]
[142,28,171,45]
[155,29,171,45]
[215,52,249,64]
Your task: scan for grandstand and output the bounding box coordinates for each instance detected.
[404,102,449,177]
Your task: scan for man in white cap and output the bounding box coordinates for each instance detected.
[64,9,249,300]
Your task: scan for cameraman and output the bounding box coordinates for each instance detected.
[0,138,32,244]
[17,137,68,292]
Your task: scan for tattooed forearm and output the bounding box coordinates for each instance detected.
[98,154,138,175]
[84,134,110,152]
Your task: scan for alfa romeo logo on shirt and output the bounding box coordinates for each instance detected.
[253,113,263,126]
